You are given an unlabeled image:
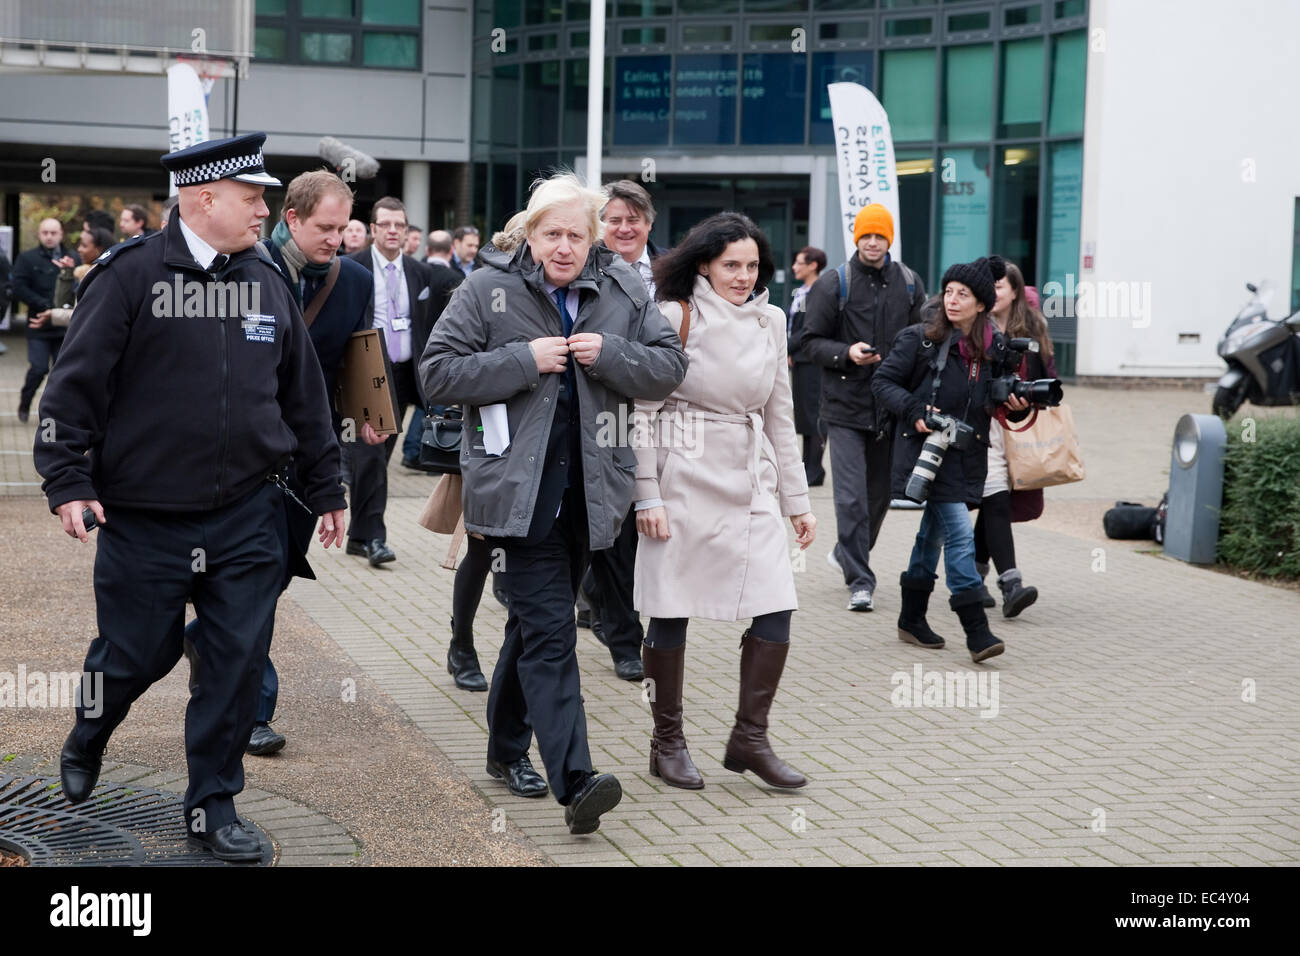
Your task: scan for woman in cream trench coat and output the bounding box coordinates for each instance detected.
[632,212,817,792]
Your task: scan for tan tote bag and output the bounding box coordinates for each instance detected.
[1003,404,1086,491]
[417,473,467,569]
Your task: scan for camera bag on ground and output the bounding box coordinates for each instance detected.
[1103,500,1161,540]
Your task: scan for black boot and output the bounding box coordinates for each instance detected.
[950,588,1006,663]
[447,617,488,691]
[997,569,1038,619]
[975,561,996,608]
[897,573,945,649]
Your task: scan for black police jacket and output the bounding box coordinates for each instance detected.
[871,323,1029,506]
[34,216,346,516]
[797,254,926,432]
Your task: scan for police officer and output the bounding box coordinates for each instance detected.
[34,133,347,862]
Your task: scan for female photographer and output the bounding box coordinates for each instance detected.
[871,257,1030,663]
[972,257,1059,617]
[634,212,817,790]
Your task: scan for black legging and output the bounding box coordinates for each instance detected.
[644,610,792,649]
[973,490,1017,575]
[452,534,493,645]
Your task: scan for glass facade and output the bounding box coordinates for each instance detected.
[472,0,1088,369]
[255,0,422,68]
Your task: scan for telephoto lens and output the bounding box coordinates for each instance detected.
[905,430,952,503]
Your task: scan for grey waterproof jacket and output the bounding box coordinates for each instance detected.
[419,240,687,550]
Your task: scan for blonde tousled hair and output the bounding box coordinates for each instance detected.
[491,172,604,252]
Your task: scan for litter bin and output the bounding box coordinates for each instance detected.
[1163,413,1227,564]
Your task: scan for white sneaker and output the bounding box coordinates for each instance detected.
[848,589,874,612]
[827,549,842,574]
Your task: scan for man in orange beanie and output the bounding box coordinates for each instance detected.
[797,203,926,612]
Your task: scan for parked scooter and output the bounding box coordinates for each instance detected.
[1213,281,1300,419]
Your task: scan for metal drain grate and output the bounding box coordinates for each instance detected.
[0,774,272,866]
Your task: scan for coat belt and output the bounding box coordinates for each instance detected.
[661,400,764,494]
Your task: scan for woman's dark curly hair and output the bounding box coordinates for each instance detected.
[652,212,776,303]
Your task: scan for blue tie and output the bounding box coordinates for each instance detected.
[553,288,574,338]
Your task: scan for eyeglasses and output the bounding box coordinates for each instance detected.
[375,220,407,232]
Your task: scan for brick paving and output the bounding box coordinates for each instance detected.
[5,330,1299,866]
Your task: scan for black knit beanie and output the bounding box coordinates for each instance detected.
[986,255,1007,282]
[941,257,996,313]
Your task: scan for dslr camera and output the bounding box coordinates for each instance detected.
[989,336,1064,407]
[904,410,976,503]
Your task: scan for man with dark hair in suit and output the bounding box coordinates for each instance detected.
[347,196,433,566]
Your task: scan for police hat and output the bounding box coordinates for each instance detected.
[160,132,281,188]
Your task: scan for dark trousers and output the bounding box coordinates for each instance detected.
[803,432,826,485]
[485,486,593,805]
[346,359,417,543]
[21,335,63,410]
[974,490,1017,574]
[582,507,643,663]
[452,534,493,645]
[182,621,279,725]
[72,483,285,835]
[827,424,893,593]
[402,406,426,462]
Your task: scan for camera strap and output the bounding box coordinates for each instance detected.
[927,331,959,413]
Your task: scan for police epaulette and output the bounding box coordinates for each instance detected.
[89,231,152,270]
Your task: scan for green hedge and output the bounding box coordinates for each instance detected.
[1217,416,1300,578]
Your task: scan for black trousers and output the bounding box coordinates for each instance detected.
[346,358,418,543]
[72,482,285,835]
[485,485,593,805]
[582,506,643,663]
[21,334,63,410]
[974,490,1017,574]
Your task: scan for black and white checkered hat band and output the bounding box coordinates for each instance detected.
[173,151,264,186]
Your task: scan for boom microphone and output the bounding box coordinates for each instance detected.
[317,136,380,180]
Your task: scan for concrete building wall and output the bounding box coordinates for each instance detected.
[1076,0,1300,378]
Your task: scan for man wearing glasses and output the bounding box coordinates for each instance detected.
[346,196,433,566]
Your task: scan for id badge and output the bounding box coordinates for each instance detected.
[390,316,411,331]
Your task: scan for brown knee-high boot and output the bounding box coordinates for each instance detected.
[641,642,704,789]
[722,630,807,789]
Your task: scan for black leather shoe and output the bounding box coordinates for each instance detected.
[365,539,396,566]
[492,577,509,609]
[447,642,488,692]
[564,772,622,834]
[246,722,286,756]
[188,819,263,862]
[60,732,102,804]
[614,657,644,682]
[486,755,548,798]
[346,539,367,557]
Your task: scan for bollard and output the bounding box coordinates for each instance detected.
[1163,413,1227,564]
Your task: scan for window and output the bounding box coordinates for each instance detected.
[741,52,808,145]
[613,55,671,145]
[674,53,738,145]
[1048,30,1087,135]
[254,0,421,68]
[617,1,672,14]
[884,17,933,39]
[818,20,871,41]
[563,57,612,146]
[492,63,521,147]
[1005,4,1042,27]
[938,146,991,269]
[942,44,993,142]
[896,150,933,285]
[883,49,936,141]
[523,62,562,148]
[993,144,1041,281]
[1000,37,1044,137]
[1044,140,1082,315]
[680,0,739,11]
[948,11,990,32]
[810,50,873,145]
